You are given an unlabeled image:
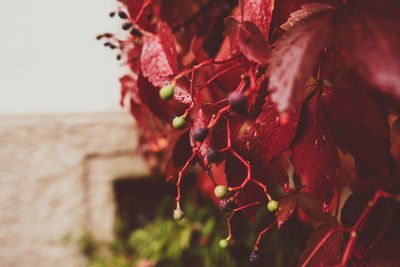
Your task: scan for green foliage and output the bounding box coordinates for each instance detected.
[79,192,310,267]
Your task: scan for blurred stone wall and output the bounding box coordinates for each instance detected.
[0,112,149,267]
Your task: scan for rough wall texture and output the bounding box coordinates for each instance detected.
[0,112,149,267]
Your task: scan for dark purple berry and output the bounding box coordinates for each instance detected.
[250,251,260,263]
[118,10,128,19]
[207,148,220,163]
[130,27,143,37]
[122,22,132,31]
[193,127,209,142]
[109,11,115,17]
[219,198,236,212]
[228,91,246,110]
[116,55,121,61]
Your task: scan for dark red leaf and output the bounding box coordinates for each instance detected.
[276,193,297,228]
[297,224,342,267]
[335,0,400,99]
[368,242,400,267]
[268,12,333,112]
[140,22,178,87]
[341,188,400,257]
[137,72,171,121]
[320,84,394,187]
[297,192,337,226]
[120,75,165,146]
[242,0,274,40]
[264,153,290,189]
[292,92,339,203]
[165,129,193,181]
[126,0,153,31]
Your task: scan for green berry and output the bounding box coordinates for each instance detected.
[172,116,186,129]
[267,200,279,212]
[214,185,228,199]
[173,209,184,221]
[219,239,229,248]
[159,84,175,100]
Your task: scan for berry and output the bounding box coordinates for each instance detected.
[227,91,246,109]
[250,251,260,263]
[206,147,220,163]
[193,127,209,142]
[219,198,236,212]
[159,84,175,100]
[109,11,115,17]
[130,27,143,37]
[267,200,279,212]
[118,10,128,19]
[173,116,186,129]
[219,239,229,248]
[116,55,121,61]
[214,185,228,199]
[122,22,132,31]
[173,209,184,221]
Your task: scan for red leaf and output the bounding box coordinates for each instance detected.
[292,92,339,203]
[276,193,297,228]
[335,0,400,99]
[271,0,340,27]
[242,0,274,40]
[196,163,227,204]
[268,12,333,112]
[119,74,138,107]
[140,22,178,87]
[297,224,342,267]
[280,3,335,30]
[254,96,300,164]
[224,17,270,64]
[320,84,394,187]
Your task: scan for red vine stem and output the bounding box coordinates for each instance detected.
[135,0,155,22]
[173,55,242,83]
[223,118,272,200]
[300,190,399,266]
[175,151,197,210]
[301,228,336,267]
[196,64,243,89]
[254,220,277,251]
[226,202,260,240]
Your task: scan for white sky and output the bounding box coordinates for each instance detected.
[0,0,126,114]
